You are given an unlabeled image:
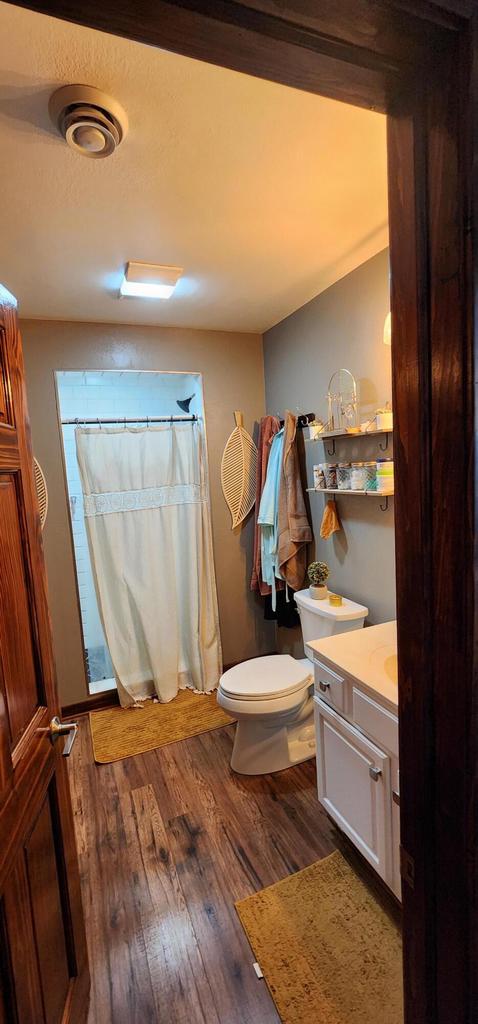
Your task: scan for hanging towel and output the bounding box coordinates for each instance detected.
[258,428,284,607]
[251,415,283,595]
[320,499,342,540]
[264,588,300,628]
[277,411,312,591]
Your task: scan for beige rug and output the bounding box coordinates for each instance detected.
[89,688,234,764]
[236,850,403,1024]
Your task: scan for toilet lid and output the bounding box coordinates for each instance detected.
[219,655,311,701]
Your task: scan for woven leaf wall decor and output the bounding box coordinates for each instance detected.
[33,457,48,530]
[221,411,258,529]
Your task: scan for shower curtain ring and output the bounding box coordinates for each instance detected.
[146,416,150,428]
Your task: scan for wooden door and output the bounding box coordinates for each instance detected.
[0,285,89,1023]
[314,698,392,885]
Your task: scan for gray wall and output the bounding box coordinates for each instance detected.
[263,248,396,628]
[21,319,274,706]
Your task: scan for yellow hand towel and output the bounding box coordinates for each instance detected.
[320,499,341,540]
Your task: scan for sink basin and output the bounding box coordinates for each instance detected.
[369,644,398,685]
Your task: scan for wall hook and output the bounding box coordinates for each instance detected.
[378,433,389,451]
[326,438,336,456]
[379,495,389,512]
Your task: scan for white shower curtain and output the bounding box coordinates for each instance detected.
[75,422,222,707]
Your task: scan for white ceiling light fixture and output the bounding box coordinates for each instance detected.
[120,262,183,299]
[49,84,128,158]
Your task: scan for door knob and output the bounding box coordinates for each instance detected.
[43,716,78,757]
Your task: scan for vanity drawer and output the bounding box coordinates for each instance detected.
[313,658,348,715]
[352,687,398,757]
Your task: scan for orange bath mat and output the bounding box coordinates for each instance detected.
[236,851,403,1024]
[89,687,234,764]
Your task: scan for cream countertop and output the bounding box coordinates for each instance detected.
[309,620,398,713]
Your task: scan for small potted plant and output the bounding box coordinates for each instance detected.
[308,560,329,600]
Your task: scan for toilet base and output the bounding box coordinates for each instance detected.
[230,695,316,775]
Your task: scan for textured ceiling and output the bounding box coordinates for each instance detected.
[0,3,388,333]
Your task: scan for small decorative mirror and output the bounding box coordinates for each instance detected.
[327,369,359,432]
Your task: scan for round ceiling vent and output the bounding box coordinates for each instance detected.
[49,84,128,159]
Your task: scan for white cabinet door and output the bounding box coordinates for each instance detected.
[314,696,392,885]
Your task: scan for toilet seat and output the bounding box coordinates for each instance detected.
[219,654,311,701]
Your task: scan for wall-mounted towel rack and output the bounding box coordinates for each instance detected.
[279,412,315,429]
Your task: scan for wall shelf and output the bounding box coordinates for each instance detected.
[305,428,391,456]
[307,487,394,512]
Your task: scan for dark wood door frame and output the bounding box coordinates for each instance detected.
[4,1,477,1021]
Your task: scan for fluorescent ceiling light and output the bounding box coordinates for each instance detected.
[120,261,183,300]
[120,280,176,299]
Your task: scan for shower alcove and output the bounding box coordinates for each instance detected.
[56,369,205,696]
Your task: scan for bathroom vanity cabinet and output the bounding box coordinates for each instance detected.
[308,622,400,900]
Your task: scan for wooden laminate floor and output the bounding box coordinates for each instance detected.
[68,718,340,1023]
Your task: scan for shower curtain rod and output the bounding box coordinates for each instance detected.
[61,414,198,425]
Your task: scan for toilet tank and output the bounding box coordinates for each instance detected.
[294,589,368,660]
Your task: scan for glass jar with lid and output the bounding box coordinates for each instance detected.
[350,463,366,490]
[363,461,377,491]
[324,464,338,489]
[337,463,352,490]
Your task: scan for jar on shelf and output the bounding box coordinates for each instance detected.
[376,458,394,493]
[313,464,326,489]
[350,462,366,490]
[337,463,352,490]
[324,464,338,489]
[363,461,377,491]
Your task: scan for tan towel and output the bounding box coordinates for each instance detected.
[320,499,341,539]
[277,411,312,591]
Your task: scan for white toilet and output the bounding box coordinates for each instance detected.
[217,589,368,775]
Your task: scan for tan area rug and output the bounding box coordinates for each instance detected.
[236,850,403,1024]
[89,688,234,764]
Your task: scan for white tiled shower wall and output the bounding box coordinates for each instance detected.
[56,370,202,691]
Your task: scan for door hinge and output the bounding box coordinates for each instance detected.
[400,846,415,890]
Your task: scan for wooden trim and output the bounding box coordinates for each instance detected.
[62,690,119,719]
[52,373,91,699]
[2,0,451,113]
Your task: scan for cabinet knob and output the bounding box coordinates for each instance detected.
[319,681,330,692]
[369,765,382,782]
